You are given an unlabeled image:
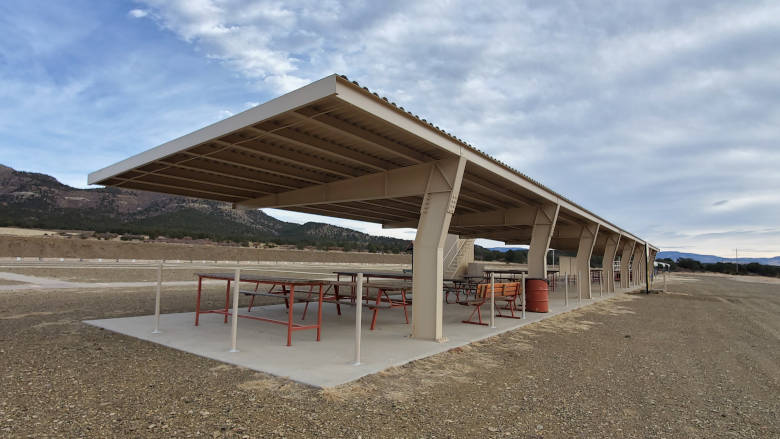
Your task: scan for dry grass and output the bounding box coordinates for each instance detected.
[0,227,56,236]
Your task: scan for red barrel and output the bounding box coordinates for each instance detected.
[525,278,549,313]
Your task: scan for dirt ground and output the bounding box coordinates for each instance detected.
[0,279,26,286]
[0,273,778,438]
[0,267,229,283]
[0,236,410,265]
[0,228,54,237]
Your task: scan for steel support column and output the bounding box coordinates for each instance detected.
[619,240,635,289]
[602,233,621,293]
[631,243,644,288]
[527,203,560,279]
[648,248,658,289]
[411,156,466,341]
[575,223,600,299]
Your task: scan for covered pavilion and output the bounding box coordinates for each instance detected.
[89,74,658,342]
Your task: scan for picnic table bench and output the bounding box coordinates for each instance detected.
[457,281,523,325]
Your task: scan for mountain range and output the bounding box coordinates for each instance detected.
[656,251,780,266]
[0,164,409,252]
[486,248,780,267]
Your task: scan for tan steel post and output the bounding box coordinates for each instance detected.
[648,249,657,289]
[630,244,644,290]
[599,271,603,297]
[575,223,599,300]
[411,157,466,341]
[527,203,560,279]
[619,240,635,289]
[602,233,621,294]
[152,261,163,334]
[229,268,240,353]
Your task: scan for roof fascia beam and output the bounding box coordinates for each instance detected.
[89,75,339,185]
[383,206,536,230]
[236,158,459,210]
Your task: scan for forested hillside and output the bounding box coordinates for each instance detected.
[0,164,410,253]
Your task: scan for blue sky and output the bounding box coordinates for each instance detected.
[1,1,779,257]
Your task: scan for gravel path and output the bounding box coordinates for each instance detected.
[0,273,778,438]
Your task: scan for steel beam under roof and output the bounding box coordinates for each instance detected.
[89,74,657,251]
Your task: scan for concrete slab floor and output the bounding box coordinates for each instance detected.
[85,285,643,388]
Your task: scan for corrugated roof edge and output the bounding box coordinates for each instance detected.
[334,74,658,251]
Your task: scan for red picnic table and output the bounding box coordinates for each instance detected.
[194,272,326,346]
[244,279,411,330]
[333,270,413,283]
[195,273,413,345]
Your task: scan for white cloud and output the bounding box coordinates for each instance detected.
[5,1,780,257]
[128,9,148,18]
[129,0,780,256]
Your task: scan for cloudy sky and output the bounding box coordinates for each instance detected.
[1,1,779,258]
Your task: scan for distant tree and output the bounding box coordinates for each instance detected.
[503,250,514,263]
[677,258,703,271]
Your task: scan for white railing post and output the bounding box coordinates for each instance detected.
[521,273,526,319]
[663,270,667,293]
[229,268,241,353]
[564,274,569,307]
[353,273,364,365]
[152,261,162,334]
[578,271,583,305]
[490,272,496,329]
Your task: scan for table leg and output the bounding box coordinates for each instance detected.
[402,288,409,323]
[302,285,312,320]
[370,287,381,330]
[335,285,341,315]
[316,284,323,341]
[248,282,259,312]
[351,274,356,304]
[195,276,202,326]
[224,279,231,324]
[287,285,295,346]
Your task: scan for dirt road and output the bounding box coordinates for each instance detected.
[0,273,778,438]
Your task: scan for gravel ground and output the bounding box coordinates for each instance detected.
[0,264,401,284]
[0,267,202,283]
[0,272,778,438]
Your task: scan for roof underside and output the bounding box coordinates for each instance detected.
[90,75,656,251]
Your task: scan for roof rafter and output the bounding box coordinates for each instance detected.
[248,124,392,172]
[290,109,430,164]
